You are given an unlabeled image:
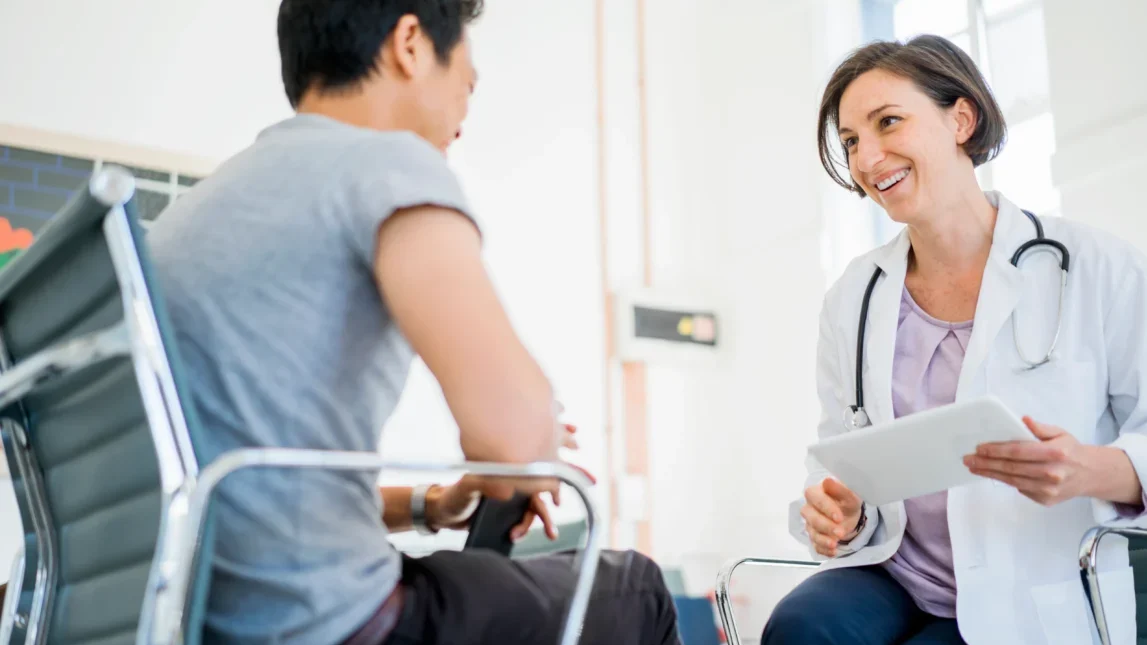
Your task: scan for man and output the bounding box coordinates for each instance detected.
[147,1,682,644]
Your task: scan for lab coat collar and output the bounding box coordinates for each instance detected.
[861,192,1027,423]
[958,191,1027,396]
[984,191,1036,273]
[864,234,908,426]
[870,191,1029,277]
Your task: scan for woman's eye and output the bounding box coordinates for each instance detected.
[842,137,857,149]
[880,115,902,128]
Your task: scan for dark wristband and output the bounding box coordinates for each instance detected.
[843,502,866,542]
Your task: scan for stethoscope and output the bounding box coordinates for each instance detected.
[844,210,1070,430]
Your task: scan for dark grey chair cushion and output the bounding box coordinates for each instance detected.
[0,175,212,645]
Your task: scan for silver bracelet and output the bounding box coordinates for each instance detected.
[410,484,438,536]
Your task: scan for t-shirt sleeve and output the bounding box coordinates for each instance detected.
[341,132,478,267]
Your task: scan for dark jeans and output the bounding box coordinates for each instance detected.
[351,549,682,645]
[761,566,966,645]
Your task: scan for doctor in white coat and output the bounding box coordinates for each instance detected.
[762,35,1147,645]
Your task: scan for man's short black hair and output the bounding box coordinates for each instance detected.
[277,0,485,108]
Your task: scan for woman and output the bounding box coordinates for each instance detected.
[764,35,1147,645]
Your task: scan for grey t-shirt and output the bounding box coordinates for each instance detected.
[148,114,474,645]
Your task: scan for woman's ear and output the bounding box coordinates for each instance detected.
[952,97,979,146]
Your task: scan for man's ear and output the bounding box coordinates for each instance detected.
[952,97,979,146]
[382,14,425,79]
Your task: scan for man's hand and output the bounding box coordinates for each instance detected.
[964,416,1143,507]
[427,474,559,539]
[427,424,595,540]
[801,478,864,558]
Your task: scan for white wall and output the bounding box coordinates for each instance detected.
[0,0,289,160]
[0,0,608,550]
[1044,0,1147,245]
[632,2,866,629]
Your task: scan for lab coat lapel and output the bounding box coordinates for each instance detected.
[867,233,910,426]
[958,196,1026,396]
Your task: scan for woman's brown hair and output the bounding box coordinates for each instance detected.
[817,34,1007,196]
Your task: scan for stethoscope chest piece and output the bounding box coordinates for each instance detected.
[843,406,870,430]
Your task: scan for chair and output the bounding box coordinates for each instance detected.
[1080,526,1147,645]
[0,166,602,645]
[0,548,25,644]
[714,557,818,645]
[714,528,1147,645]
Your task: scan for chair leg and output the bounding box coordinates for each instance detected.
[715,557,819,645]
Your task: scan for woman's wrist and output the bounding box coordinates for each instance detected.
[840,503,866,543]
[1082,445,1143,506]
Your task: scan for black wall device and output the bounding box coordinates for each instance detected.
[633,306,718,347]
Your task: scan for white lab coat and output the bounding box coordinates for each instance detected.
[791,192,1147,645]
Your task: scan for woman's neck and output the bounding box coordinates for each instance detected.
[906,189,998,281]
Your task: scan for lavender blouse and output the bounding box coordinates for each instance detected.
[882,287,969,618]
[881,276,1147,618]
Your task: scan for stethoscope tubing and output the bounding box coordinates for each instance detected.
[847,210,1066,429]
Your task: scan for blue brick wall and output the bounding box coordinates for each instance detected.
[0,145,93,234]
[0,143,205,270]
[0,145,205,237]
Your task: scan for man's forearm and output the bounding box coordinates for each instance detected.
[458,397,561,464]
[380,485,444,532]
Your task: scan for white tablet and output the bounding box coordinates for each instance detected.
[807,396,1036,506]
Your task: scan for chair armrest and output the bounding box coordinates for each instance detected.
[715,557,819,645]
[151,449,600,645]
[0,547,24,643]
[1080,525,1147,645]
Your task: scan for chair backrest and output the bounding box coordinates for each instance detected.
[0,167,207,645]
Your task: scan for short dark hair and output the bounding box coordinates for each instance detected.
[816,34,1007,197]
[277,0,485,109]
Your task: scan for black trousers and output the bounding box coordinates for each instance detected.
[370,549,682,645]
[761,566,966,645]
